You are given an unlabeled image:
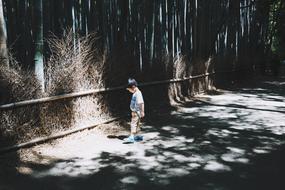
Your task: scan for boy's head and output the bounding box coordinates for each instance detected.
[126,78,138,93]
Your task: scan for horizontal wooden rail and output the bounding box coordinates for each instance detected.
[140,72,214,87]
[0,86,125,110]
[0,71,217,110]
[0,67,252,111]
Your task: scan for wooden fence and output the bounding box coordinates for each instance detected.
[0,71,218,110]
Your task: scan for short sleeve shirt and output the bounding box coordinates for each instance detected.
[130,89,144,112]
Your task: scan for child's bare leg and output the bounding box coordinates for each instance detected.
[130,112,139,135]
[136,117,141,133]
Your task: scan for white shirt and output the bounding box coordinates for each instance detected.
[130,89,144,113]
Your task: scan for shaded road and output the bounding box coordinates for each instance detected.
[1,78,285,190]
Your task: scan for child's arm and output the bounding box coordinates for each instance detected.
[139,103,145,118]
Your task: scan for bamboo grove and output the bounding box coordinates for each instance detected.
[0,0,284,146]
[0,0,284,85]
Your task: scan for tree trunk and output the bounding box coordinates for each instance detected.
[34,0,44,91]
[0,0,8,65]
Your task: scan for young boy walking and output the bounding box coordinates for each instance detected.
[125,78,145,143]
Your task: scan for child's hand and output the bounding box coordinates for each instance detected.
[140,111,145,118]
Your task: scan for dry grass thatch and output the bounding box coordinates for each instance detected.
[0,31,110,147]
[162,54,216,103]
[45,30,104,96]
[0,57,42,104]
[41,30,110,136]
[0,56,43,146]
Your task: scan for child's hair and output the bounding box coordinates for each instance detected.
[127,78,138,88]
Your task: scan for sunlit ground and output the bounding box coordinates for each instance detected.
[0,79,285,190]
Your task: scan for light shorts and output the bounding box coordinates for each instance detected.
[131,111,141,134]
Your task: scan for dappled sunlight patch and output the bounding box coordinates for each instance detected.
[198,89,285,113]
[161,126,180,134]
[228,114,285,135]
[197,110,230,119]
[198,92,246,105]
[165,168,190,177]
[204,161,231,172]
[252,148,270,154]
[254,144,277,153]
[221,153,249,164]
[188,163,201,170]
[222,129,239,135]
[235,158,250,163]
[241,88,267,92]
[143,132,160,139]
[227,147,245,154]
[185,138,195,143]
[155,155,168,163]
[222,147,250,164]
[173,107,203,114]
[188,154,205,163]
[178,124,196,130]
[229,125,261,131]
[138,158,160,171]
[221,153,238,162]
[270,126,285,135]
[177,114,196,120]
[162,151,175,157]
[183,154,217,168]
[256,136,277,142]
[120,176,139,184]
[33,158,103,177]
[263,81,285,86]
[200,141,211,145]
[206,129,232,138]
[163,140,186,149]
[172,154,190,163]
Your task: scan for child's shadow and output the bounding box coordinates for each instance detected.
[107,135,128,140]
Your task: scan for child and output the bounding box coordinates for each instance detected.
[125,78,145,143]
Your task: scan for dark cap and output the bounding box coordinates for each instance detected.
[127,78,138,88]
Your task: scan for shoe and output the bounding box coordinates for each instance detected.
[134,135,143,141]
[124,136,135,143]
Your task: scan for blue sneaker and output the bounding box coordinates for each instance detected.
[134,135,143,142]
[124,136,135,143]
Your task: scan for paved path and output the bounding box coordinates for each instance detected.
[1,78,285,190]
